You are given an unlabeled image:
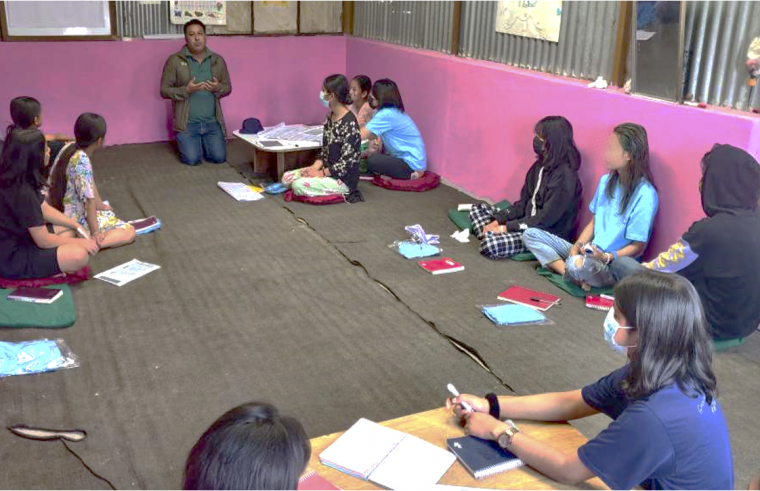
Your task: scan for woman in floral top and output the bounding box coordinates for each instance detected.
[282,74,363,202]
[47,113,135,250]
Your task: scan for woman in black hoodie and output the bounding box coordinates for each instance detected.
[469,116,582,259]
[613,144,760,343]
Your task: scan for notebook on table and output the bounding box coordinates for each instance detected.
[497,285,560,311]
[447,436,524,479]
[6,287,63,304]
[418,258,465,275]
[298,470,340,490]
[319,418,456,489]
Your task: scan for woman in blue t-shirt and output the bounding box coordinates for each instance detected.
[523,123,659,290]
[360,79,427,180]
[447,271,733,490]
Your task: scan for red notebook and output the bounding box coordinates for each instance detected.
[418,258,465,275]
[298,470,341,490]
[497,285,560,311]
[585,294,615,311]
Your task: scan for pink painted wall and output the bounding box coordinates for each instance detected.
[346,37,760,257]
[0,35,346,145]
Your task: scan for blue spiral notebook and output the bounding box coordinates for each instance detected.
[446,436,524,479]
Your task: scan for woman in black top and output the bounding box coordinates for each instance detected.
[281,74,363,202]
[469,116,582,259]
[0,127,97,279]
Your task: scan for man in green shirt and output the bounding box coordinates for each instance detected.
[160,20,232,165]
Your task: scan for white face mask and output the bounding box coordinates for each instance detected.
[604,307,635,355]
[319,91,330,108]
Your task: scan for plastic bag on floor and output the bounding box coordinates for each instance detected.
[0,339,79,377]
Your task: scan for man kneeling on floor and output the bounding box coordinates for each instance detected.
[161,19,232,166]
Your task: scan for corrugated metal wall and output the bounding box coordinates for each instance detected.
[354,1,454,54]
[683,1,760,111]
[460,1,619,82]
[116,1,182,37]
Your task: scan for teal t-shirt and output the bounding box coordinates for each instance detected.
[184,47,216,124]
[589,173,658,253]
[366,108,427,171]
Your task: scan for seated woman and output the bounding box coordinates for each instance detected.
[447,271,733,490]
[523,123,658,290]
[0,127,97,280]
[281,74,363,202]
[360,79,426,180]
[184,402,311,490]
[612,144,760,344]
[349,75,382,160]
[47,113,136,250]
[469,116,582,260]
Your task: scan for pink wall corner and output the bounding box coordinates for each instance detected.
[346,37,760,257]
[0,35,347,145]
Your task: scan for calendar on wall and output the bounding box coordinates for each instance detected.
[170,1,226,26]
[495,1,562,43]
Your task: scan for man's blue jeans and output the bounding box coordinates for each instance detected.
[177,121,227,166]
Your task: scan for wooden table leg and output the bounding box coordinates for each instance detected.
[277,153,285,180]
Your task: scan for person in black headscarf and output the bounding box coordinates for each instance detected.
[468,115,583,259]
[612,144,760,344]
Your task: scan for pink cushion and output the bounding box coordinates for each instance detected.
[371,172,440,192]
[0,266,92,289]
[283,190,345,205]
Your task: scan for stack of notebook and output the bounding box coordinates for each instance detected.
[447,436,525,479]
[319,418,456,488]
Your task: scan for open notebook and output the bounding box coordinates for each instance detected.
[319,418,456,489]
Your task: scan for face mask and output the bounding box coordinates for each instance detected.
[604,307,635,355]
[319,91,330,108]
[533,136,543,155]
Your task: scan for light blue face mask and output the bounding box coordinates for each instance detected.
[604,307,635,355]
[319,91,330,108]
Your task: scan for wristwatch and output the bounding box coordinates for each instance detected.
[496,419,520,449]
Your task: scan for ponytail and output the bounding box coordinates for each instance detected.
[46,142,78,212]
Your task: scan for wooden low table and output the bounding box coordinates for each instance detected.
[306,407,608,490]
[233,130,321,180]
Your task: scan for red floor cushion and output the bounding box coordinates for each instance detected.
[283,190,345,205]
[0,266,92,289]
[371,172,440,192]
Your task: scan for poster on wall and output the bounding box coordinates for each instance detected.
[170,1,227,26]
[495,1,563,43]
[253,1,297,34]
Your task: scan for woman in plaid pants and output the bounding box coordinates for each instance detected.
[469,116,583,259]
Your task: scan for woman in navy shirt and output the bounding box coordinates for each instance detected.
[447,270,733,490]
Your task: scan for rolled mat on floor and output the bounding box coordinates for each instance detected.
[536,266,615,298]
[0,285,76,329]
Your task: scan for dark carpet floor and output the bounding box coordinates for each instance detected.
[0,139,758,489]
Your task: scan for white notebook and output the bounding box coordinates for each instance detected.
[217,182,264,202]
[319,418,456,489]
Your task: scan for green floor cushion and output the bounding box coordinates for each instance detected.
[0,285,76,329]
[713,337,746,352]
[448,200,511,233]
[536,267,615,298]
[510,252,537,262]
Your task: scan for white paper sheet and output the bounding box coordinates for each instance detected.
[95,259,160,287]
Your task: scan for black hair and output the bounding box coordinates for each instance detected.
[606,123,656,214]
[0,127,45,190]
[614,271,718,404]
[47,113,107,212]
[183,402,311,490]
[323,74,351,105]
[370,79,405,112]
[534,116,581,171]
[352,75,372,95]
[9,96,42,130]
[184,19,206,35]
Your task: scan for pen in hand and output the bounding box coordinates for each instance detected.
[447,383,473,413]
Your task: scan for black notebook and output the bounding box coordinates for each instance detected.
[6,287,63,304]
[447,436,524,479]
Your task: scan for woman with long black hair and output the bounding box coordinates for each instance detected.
[469,115,582,259]
[447,270,733,489]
